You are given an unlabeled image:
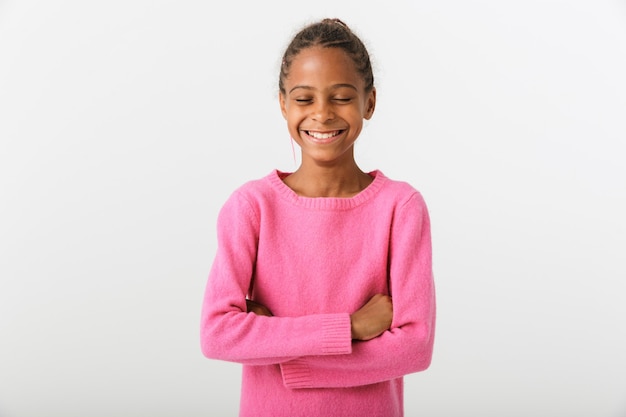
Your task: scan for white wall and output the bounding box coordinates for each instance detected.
[1,1,625,416]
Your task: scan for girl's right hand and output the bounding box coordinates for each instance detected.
[246,299,273,317]
[350,294,393,341]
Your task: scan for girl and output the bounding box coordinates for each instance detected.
[200,18,435,417]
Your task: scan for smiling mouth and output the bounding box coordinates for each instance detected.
[306,130,342,139]
[303,130,345,143]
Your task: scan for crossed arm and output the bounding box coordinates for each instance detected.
[201,190,435,388]
[246,293,393,341]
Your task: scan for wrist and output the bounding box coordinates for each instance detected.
[349,314,360,340]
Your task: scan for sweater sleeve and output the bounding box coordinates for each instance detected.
[200,190,353,366]
[279,192,436,388]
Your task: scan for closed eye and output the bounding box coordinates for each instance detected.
[333,98,352,103]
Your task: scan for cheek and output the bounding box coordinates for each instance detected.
[286,116,302,134]
[286,111,304,125]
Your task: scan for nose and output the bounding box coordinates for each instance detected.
[311,100,334,122]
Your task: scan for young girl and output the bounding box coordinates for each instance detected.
[200,18,435,417]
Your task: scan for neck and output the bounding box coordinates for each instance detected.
[284,159,373,198]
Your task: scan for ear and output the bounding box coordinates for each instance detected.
[363,87,376,120]
[279,92,287,119]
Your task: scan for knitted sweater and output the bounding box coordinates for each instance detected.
[200,170,435,417]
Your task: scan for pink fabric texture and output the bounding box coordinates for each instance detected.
[200,170,436,417]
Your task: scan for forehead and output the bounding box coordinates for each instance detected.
[285,46,363,91]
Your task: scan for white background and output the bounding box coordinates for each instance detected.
[1,1,625,416]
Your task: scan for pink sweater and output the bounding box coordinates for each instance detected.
[200,170,435,417]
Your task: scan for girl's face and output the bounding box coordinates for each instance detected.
[279,46,376,167]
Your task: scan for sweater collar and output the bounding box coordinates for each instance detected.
[267,169,387,210]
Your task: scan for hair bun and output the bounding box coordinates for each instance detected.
[278,18,374,94]
[322,18,349,29]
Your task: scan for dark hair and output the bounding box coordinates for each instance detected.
[279,18,374,94]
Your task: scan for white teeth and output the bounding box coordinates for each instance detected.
[308,130,340,139]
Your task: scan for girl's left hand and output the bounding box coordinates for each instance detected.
[349,294,393,341]
[246,299,273,316]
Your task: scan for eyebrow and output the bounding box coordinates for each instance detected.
[288,83,358,94]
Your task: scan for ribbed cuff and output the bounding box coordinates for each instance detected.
[281,358,312,388]
[321,314,352,354]
[281,314,352,389]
